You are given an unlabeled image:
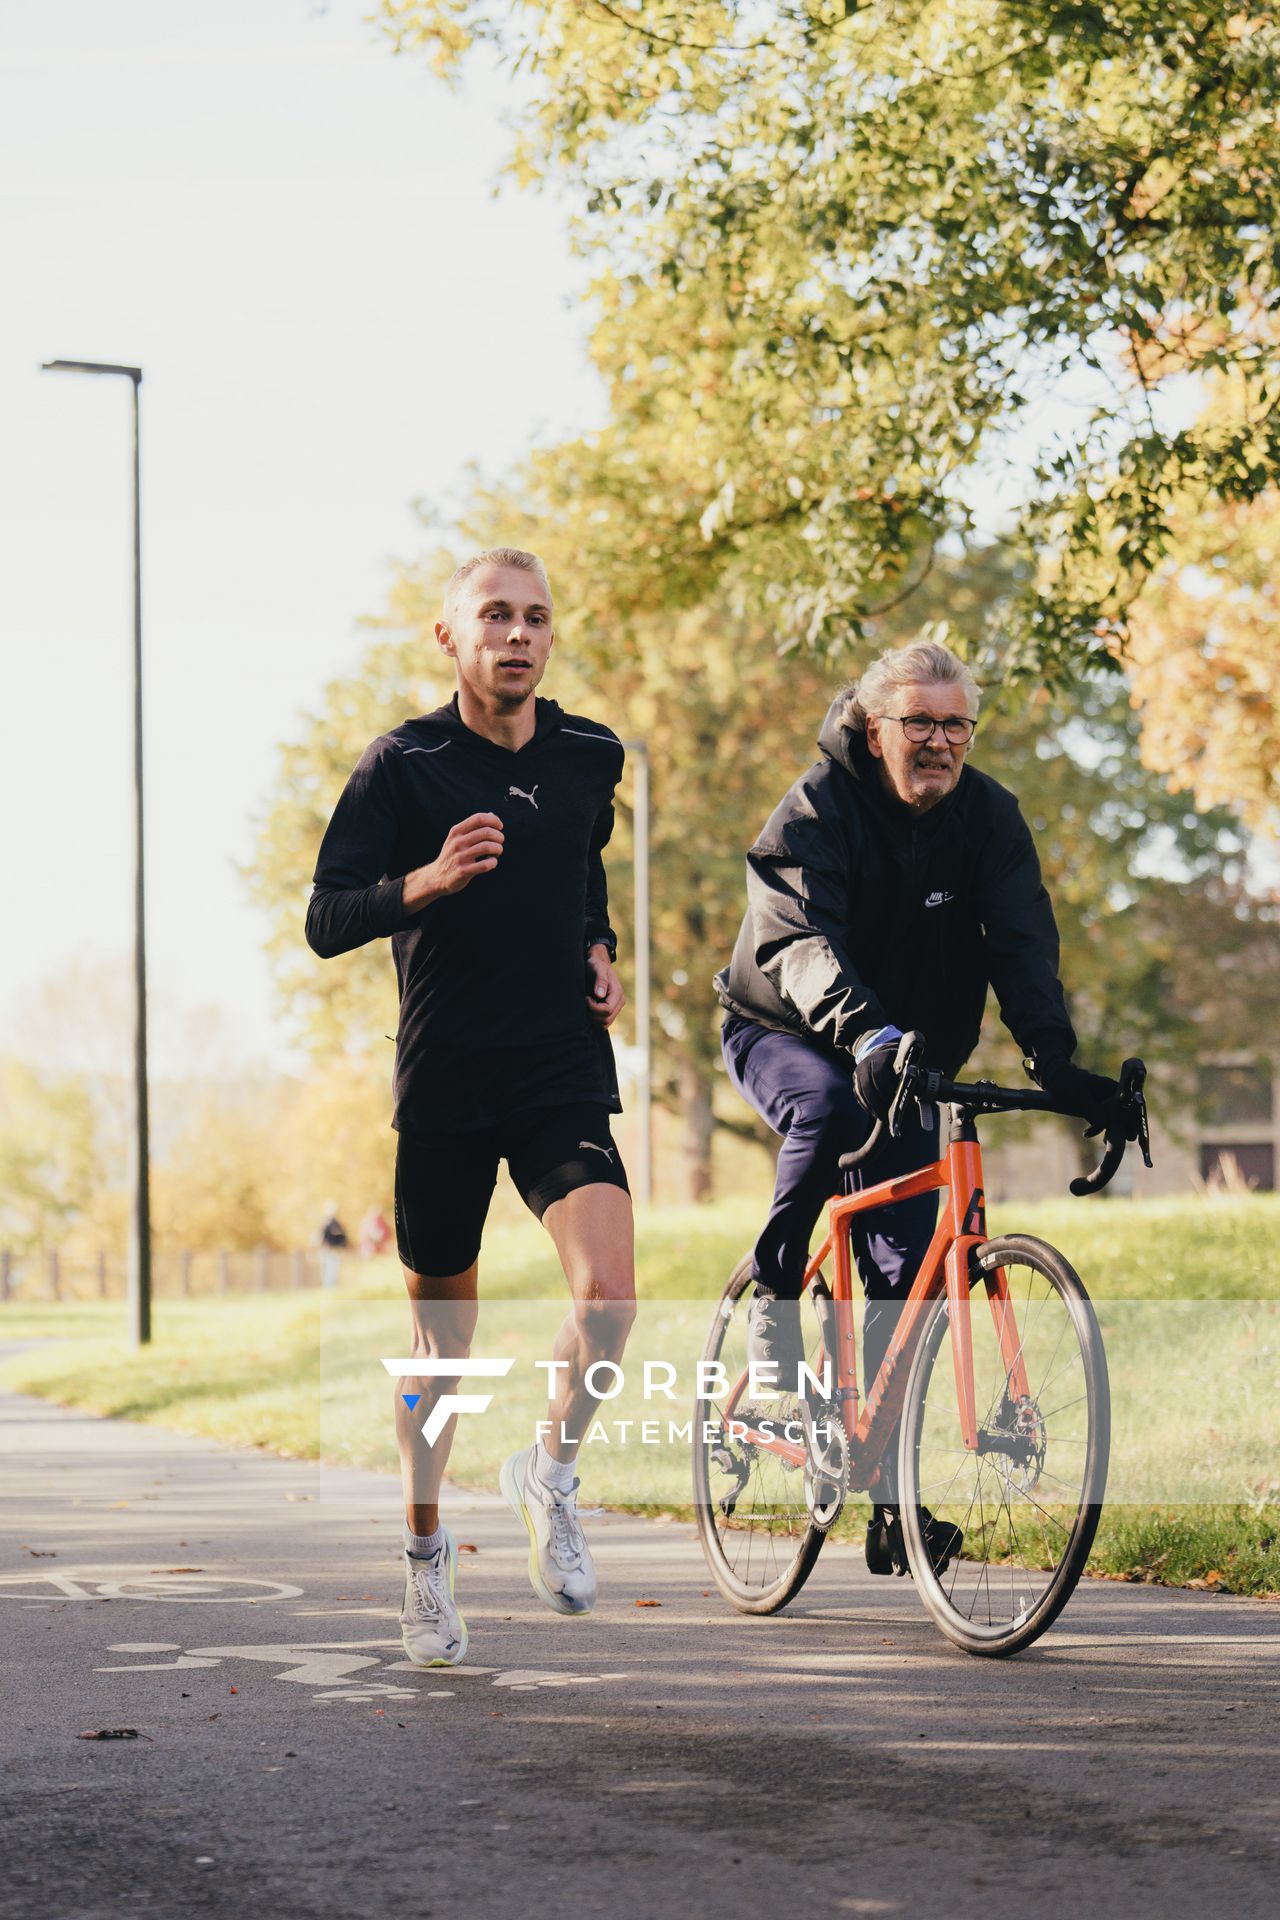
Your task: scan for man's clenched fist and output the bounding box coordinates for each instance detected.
[586,944,625,1028]
[403,813,504,909]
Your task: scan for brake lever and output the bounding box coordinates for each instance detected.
[1136,1095,1152,1168]
[887,1030,926,1139]
[1069,1056,1153,1195]
[1116,1057,1153,1166]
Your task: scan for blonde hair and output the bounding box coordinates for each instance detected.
[842,640,980,733]
[444,547,551,622]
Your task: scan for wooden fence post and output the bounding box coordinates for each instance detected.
[0,1251,11,1303]
[48,1249,61,1301]
[179,1249,193,1298]
[219,1250,231,1294]
[97,1250,108,1298]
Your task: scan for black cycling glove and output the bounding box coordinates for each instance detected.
[1031,1052,1126,1135]
[852,1024,905,1120]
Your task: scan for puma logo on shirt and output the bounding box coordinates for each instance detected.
[579,1140,615,1161]
[508,784,539,809]
[924,890,955,907]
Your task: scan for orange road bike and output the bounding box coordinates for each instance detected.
[693,1036,1152,1656]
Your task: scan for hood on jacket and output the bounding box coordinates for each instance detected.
[817,693,861,777]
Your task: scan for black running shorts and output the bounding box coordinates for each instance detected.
[394,1102,630,1277]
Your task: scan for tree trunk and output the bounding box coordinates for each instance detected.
[677,1056,715,1204]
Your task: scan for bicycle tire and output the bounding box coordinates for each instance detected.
[899,1232,1109,1657]
[692,1256,827,1616]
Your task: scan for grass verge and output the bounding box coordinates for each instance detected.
[3,1196,1277,1595]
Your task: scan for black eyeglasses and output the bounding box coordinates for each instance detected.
[883,713,977,745]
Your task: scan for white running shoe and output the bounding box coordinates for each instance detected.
[399,1526,468,1667]
[499,1445,597,1616]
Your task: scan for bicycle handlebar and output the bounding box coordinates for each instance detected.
[838,1034,1153,1197]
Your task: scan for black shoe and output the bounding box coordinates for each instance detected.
[746,1289,805,1389]
[865,1505,963,1578]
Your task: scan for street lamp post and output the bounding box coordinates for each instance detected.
[622,739,652,1206]
[41,359,151,1346]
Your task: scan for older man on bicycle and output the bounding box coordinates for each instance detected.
[715,639,1122,1576]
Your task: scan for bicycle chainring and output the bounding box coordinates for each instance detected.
[803,1398,849,1530]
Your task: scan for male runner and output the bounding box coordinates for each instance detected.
[716,638,1124,1576]
[307,548,635,1666]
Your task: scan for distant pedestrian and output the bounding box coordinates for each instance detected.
[317,1206,348,1289]
[359,1208,392,1259]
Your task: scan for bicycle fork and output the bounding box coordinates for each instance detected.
[946,1139,1031,1450]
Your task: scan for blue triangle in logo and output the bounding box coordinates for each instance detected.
[401,1393,421,1411]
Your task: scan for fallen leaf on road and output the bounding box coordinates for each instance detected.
[79,1728,146,1741]
[635,1599,662,1608]
[1204,1570,1223,1585]
[458,1544,479,1553]
[21,1547,56,1557]
[156,1567,203,1574]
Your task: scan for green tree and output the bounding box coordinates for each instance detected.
[1127,492,1280,839]
[0,1061,101,1256]
[376,2,1280,678]
[970,682,1279,1084]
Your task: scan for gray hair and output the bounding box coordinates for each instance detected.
[444,547,551,621]
[841,640,981,733]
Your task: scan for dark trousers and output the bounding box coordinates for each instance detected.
[721,1014,939,1484]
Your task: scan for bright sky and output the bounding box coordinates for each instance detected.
[1,0,602,1073]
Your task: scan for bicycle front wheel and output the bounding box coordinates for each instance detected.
[899,1233,1109,1657]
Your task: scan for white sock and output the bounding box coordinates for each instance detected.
[533,1440,577,1494]
[405,1522,445,1558]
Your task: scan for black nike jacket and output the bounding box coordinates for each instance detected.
[714,698,1076,1077]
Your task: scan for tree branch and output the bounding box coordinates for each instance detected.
[585,0,867,57]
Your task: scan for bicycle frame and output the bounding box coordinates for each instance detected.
[722,1125,1032,1493]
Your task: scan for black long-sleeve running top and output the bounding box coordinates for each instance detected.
[306,695,624,1134]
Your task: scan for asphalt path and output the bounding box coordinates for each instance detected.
[2,1379,1277,1920]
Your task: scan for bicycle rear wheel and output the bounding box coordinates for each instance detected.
[899,1233,1109,1657]
[692,1257,829,1615]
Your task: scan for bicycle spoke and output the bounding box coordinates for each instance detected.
[903,1241,1105,1648]
[1038,1391,1088,1422]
